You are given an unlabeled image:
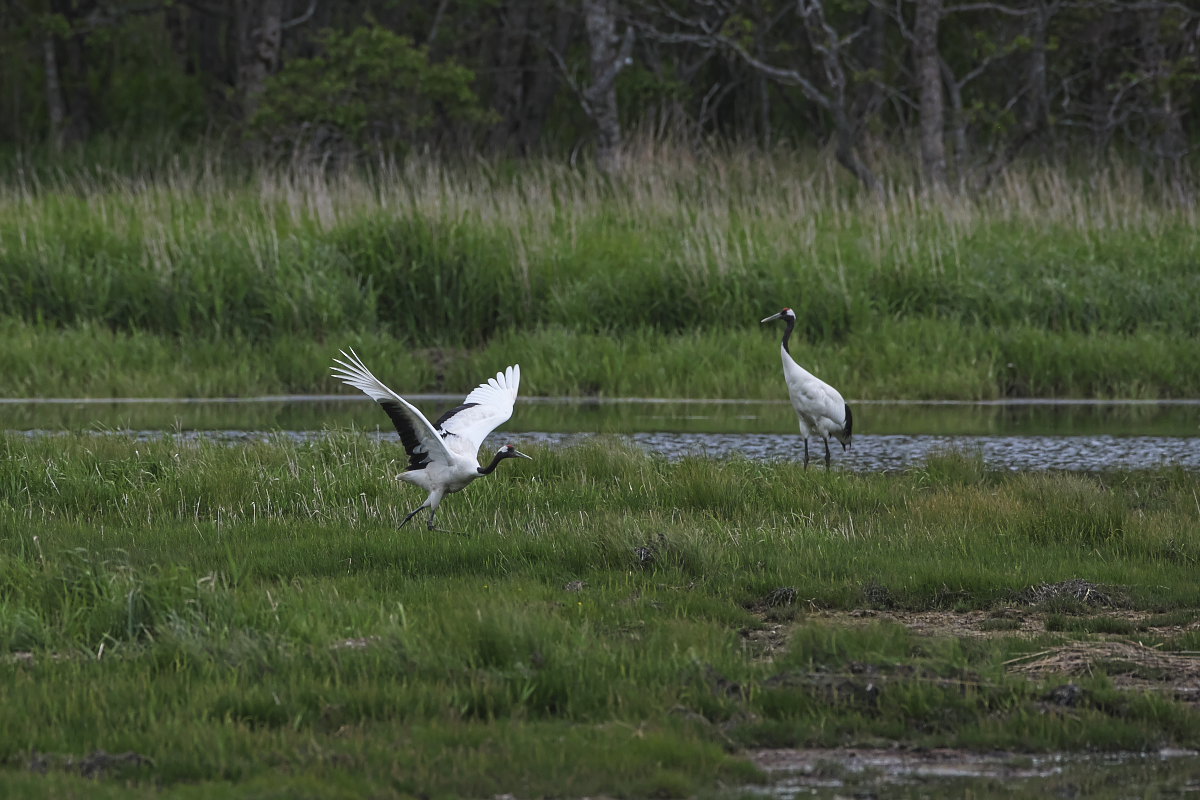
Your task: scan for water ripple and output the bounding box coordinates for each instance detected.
[10,429,1198,472]
[509,432,1200,471]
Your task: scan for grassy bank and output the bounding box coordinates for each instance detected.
[2,433,1199,797]
[2,150,1198,399]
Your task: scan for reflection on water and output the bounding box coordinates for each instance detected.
[3,395,1200,436]
[3,395,1199,472]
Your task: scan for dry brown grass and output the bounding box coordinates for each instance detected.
[1006,640,1200,700]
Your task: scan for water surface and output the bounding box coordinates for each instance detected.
[4,395,1199,436]
[744,747,1200,799]
[4,396,1198,472]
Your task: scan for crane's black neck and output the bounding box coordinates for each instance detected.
[477,451,508,475]
[780,316,795,355]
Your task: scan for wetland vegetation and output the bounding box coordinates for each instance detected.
[5,3,1200,796]
[2,150,1199,401]
[2,434,1199,797]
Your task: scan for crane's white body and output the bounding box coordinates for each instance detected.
[331,349,527,528]
[762,308,853,468]
[780,345,848,441]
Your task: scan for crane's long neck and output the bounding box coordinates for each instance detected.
[477,452,507,475]
[780,316,795,355]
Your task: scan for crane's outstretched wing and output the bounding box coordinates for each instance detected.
[434,365,521,453]
[331,348,452,471]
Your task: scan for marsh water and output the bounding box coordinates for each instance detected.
[4,395,1199,471]
[745,747,1200,798]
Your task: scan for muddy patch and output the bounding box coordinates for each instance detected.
[744,747,1200,798]
[807,607,1199,639]
[28,749,152,779]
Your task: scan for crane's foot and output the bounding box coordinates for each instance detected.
[427,512,467,536]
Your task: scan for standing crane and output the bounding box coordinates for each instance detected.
[331,348,531,529]
[760,308,853,468]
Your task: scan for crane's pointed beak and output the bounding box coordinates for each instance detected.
[512,449,533,460]
[761,312,783,323]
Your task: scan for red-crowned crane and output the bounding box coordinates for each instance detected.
[331,349,530,529]
[761,308,853,468]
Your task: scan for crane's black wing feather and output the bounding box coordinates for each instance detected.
[330,348,451,472]
[380,399,434,469]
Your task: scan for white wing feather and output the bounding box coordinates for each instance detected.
[330,348,453,467]
[437,364,521,452]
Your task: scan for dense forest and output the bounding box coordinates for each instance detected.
[2,1,1197,188]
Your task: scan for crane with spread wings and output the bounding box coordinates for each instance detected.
[332,348,531,529]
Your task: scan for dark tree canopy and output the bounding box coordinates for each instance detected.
[2,1,1197,185]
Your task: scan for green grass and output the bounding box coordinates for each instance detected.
[2,433,1199,796]
[1,151,1199,399]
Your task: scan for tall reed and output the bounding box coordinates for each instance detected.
[1,147,1196,398]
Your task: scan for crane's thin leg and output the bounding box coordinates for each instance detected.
[824,438,832,469]
[426,507,438,530]
[803,438,810,469]
[400,504,429,528]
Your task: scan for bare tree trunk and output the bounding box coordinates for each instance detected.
[236,0,284,120]
[1026,1,1050,139]
[858,1,887,126]
[751,0,770,147]
[582,0,633,173]
[913,0,946,186]
[518,4,574,154]
[489,2,533,152]
[832,108,879,192]
[62,25,93,142]
[797,0,880,192]
[941,59,968,188]
[42,36,66,150]
[164,3,190,69]
[1140,6,1187,180]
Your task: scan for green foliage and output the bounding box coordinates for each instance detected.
[253,26,490,157]
[1,434,1199,796]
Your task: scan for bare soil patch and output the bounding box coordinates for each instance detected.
[805,608,1199,639]
[27,749,152,778]
[1006,640,1200,702]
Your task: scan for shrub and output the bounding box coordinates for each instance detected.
[253,26,491,159]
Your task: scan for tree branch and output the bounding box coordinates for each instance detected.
[637,24,833,111]
[587,25,635,101]
[281,0,317,32]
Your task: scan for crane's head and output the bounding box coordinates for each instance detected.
[760,307,796,324]
[496,444,532,461]
[835,403,853,450]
